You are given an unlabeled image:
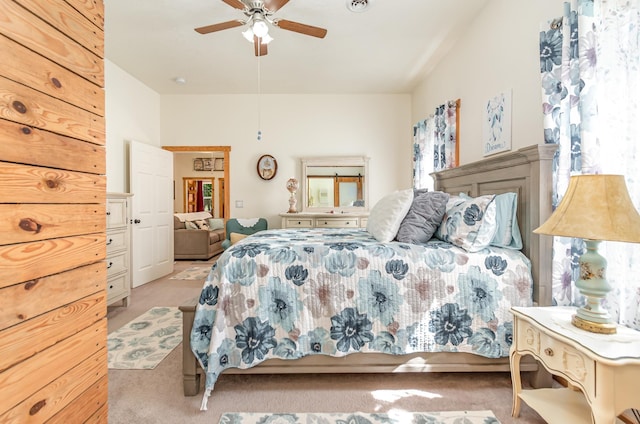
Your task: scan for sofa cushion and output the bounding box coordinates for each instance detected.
[209,229,224,244]
[174,216,186,229]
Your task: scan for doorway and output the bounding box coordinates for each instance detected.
[162,146,231,220]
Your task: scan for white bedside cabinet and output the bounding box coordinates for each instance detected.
[510,306,640,424]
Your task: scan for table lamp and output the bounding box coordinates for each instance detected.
[534,174,640,334]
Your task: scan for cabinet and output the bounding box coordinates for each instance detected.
[510,306,640,424]
[280,212,368,229]
[106,193,133,307]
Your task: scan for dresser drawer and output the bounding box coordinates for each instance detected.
[285,218,313,228]
[107,197,128,229]
[107,273,128,301]
[315,218,358,228]
[106,229,128,255]
[359,218,368,228]
[517,320,595,395]
[106,252,128,277]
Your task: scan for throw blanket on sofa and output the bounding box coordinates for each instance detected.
[174,211,212,222]
[190,228,534,409]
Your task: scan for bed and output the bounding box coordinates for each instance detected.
[179,144,557,406]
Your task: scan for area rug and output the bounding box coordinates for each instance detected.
[107,307,182,370]
[218,410,500,423]
[169,266,212,280]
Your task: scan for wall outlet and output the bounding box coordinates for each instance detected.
[235,200,243,208]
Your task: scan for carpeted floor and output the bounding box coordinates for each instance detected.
[106,259,547,424]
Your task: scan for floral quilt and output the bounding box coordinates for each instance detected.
[190,228,533,407]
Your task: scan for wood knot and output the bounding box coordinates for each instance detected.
[12,100,27,114]
[19,218,42,234]
[25,280,39,290]
[29,400,46,415]
[45,179,59,189]
[51,77,62,88]
[21,127,31,135]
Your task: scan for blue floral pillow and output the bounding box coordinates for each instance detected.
[435,194,498,252]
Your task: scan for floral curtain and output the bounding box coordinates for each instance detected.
[412,100,458,190]
[540,0,640,329]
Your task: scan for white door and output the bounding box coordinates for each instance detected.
[129,140,174,287]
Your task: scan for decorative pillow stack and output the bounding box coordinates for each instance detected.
[396,190,450,244]
[458,192,523,250]
[435,194,498,252]
[366,189,414,242]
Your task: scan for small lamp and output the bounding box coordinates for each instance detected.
[534,174,640,334]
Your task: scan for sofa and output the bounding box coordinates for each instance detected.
[173,213,225,260]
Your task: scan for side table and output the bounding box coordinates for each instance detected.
[510,306,640,424]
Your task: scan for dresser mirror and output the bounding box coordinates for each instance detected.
[301,156,369,212]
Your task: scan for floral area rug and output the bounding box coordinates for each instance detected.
[218,410,500,423]
[107,307,182,369]
[169,266,212,280]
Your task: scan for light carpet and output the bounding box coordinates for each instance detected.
[218,410,500,423]
[107,307,182,369]
[170,266,212,280]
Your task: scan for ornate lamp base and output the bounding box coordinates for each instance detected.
[571,314,617,334]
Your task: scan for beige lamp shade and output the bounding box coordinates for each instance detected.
[534,174,640,243]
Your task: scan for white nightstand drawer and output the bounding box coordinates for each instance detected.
[106,252,128,277]
[285,218,313,228]
[106,230,128,255]
[107,273,128,301]
[106,197,128,229]
[315,218,358,228]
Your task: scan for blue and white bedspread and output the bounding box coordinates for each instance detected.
[190,228,533,408]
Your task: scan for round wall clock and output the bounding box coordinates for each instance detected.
[257,154,277,180]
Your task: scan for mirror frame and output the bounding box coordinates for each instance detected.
[301,156,369,213]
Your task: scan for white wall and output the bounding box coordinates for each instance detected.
[160,94,411,229]
[105,59,162,192]
[411,0,564,166]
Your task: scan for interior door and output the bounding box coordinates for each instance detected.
[130,140,174,287]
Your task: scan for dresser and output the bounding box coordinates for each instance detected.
[280,212,369,229]
[106,193,133,307]
[510,306,640,424]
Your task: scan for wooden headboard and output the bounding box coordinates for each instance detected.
[432,144,557,307]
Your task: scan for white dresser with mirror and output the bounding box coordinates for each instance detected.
[281,156,369,229]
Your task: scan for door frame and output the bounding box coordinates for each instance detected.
[162,146,231,220]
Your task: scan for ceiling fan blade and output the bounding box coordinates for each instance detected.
[275,19,327,38]
[195,20,244,34]
[254,36,268,56]
[262,0,290,13]
[221,0,246,10]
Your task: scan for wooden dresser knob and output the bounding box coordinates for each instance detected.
[544,348,554,357]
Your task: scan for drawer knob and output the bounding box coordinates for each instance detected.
[107,261,113,269]
[106,238,113,245]
[298,221,301,224]
[544,348,554,357]
[346,222,350,225]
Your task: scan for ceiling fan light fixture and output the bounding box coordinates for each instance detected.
[346,0,370,13]
[252,15,269,38]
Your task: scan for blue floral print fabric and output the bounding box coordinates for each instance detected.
[190,228,533,398]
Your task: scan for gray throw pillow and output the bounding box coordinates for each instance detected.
[396,191,450,244]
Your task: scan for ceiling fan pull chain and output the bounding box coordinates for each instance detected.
[257,42,262,142]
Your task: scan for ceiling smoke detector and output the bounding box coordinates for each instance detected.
[346,0,370,13]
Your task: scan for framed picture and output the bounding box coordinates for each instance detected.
[193,158,204,171]
[483,90,512,156]
[257,154,277,180]
[202,158,213,171]
[214,158,224,171]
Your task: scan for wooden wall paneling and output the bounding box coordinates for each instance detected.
[0,349,107,423]
[0,162,105,203]
[0,319,106,416]
[0,204,106,245]
[48,375,109,424]
[0,120,105,173]
[0,292,105,372]
[0,0,104,86]
[0,0,107,420]
[14,0,104,58]
[0,234,106,289]
[0,34,105,116]
[0,77,104,144]
[64,0,104,30]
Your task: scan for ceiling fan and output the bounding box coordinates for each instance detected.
[195,0,328,56]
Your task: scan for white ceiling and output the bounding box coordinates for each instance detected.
[104,0,488,95]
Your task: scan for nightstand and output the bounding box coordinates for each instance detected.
[510,306,640,424]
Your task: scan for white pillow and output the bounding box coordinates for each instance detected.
[366,189,414,242]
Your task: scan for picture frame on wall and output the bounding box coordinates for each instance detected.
[257,154,277,180]
[214,158,224,171]
[482,90,512,156]
[193,158,204,171]
[202,158,213,171]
